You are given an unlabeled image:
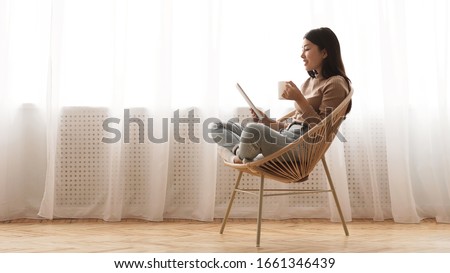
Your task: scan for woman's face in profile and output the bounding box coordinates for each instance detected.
[301,39,327,73]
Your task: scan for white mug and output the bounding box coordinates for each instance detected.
[278,81,288,100]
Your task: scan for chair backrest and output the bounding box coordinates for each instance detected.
[246,88,354,183]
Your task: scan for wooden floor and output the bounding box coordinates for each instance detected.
[1,218,449,253]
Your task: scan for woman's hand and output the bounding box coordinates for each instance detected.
[249,108,265,122]
[280,81,303,101]
[250,108,271,125]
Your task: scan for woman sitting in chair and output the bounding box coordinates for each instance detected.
[211,27,352,163]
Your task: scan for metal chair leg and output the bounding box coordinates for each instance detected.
[322,157,349,236]
[256,174,264,247]
[220,171,243,234]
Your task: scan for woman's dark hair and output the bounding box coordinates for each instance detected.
[304,27,352,114]
[304,27,350,86]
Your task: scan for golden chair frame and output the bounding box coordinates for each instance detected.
[219,88,353,247]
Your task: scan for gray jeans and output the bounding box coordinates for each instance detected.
[210,121,308,161]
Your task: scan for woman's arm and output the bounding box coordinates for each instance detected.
[282,81,319,123]
[283,78,348,125]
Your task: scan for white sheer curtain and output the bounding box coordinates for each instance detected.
[380,0,450,222]
[1,0,449,223]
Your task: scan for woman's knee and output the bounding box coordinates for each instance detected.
[208,121,223,131]
[240,123,266,144]
[209,121,240,147]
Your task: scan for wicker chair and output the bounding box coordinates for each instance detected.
[219,88,353,247]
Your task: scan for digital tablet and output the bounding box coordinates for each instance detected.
[236,83,264,119]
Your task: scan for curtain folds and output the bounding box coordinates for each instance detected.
[1,0,449,223]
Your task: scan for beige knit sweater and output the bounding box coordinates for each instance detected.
[292,75,350,125]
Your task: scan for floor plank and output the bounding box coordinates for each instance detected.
[1,218,449,253]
